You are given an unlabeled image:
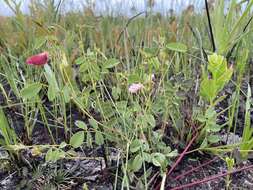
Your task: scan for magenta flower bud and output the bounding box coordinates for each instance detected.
[26,51,49,66]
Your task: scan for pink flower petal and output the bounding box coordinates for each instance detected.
[128,83,144,94]
[26,51,49,66]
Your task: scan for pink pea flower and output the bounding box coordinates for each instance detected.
[128,83,144,94]
[26,51,49,66]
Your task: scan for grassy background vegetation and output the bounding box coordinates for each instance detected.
[0,0,253,189]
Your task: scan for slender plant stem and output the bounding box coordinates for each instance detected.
[205,0,216,52]
[170,164,253,190]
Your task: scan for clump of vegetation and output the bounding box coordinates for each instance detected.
[0,0,253,189]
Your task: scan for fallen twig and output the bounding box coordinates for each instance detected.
[170,164,253,190]
[173,156,218,181]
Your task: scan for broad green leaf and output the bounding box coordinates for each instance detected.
[45,148,53,162]
[112,87,121,100]
[59,142,67,149]
[216,68,233,92]
[79,62,89,72]
[44,64,59,101]
[208,124,221,132]
[75,120,87,130]
[166,42,187,53]
[75,57,85,65]
[201,54,233,104]
[48,84,56,101]
[140,47,159,58]
[132,154,143,172]
[225,157,235,169]
[163,146,172,155]
[70,131,84,148]
[95,131,104,145]
[20,83,42,99]
[62,85,71,103]
[45,148,65,162]
[104,58,120,69]
[151,153,166,168]
[142,152,151,162]
[208,54,227,79]
[89,64,100,81]
[208,135,220,143]
[166,150,178,157]
[205,107,216,119]
[200,78,217,103]
[130,139,142,153]
[197,115,206,123]
[89,118,98,129]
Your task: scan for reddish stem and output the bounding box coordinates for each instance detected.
[170,164,253,190]
[173,156,218,180]
[155,132,198,190]
[167,133,198,176]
